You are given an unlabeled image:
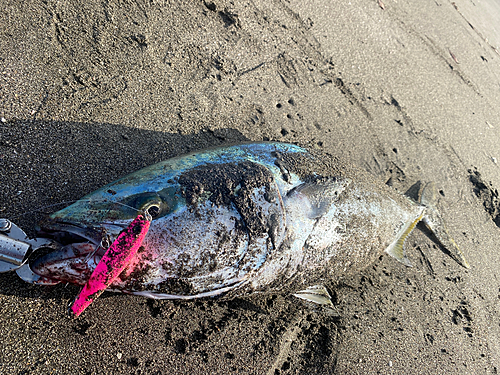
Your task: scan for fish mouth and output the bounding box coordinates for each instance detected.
[37,217,126,247]
[29,219,127,285]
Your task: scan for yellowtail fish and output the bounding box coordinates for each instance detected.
[9,142,468,309]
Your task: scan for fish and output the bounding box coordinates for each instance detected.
[18,142,468,309]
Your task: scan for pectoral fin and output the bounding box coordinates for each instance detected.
[288,177,350,219]
[293,285,333,306]
[419,182,470,269]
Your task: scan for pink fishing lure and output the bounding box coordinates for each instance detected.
[70,213,151,317]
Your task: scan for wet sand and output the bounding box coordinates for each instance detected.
[1,0,500,373]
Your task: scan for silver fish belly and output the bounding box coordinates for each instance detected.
[27,142,467,303]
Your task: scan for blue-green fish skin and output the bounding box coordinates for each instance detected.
[30,142,461,300]
[48,142,304,225]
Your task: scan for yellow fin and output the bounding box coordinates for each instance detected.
[386,210,425,267]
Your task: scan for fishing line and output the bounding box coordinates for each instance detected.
[7,200,80,220]
[6,198,142,222]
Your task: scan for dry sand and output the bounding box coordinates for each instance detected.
[1,0,500,373]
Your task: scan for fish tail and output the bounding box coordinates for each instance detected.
[419,182,470,269]
[386,209,424,267]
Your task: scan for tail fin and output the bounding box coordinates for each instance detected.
[419,182,470,268]
[385,209,424,267]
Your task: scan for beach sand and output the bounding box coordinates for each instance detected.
[1,0,500,373]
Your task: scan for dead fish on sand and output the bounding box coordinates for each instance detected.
[0,142,468,315]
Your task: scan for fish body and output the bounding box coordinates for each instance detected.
[27,142,467,302]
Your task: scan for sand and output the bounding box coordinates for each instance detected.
[1,0,500,373]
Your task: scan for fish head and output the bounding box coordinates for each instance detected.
[28,177,184,286]
[26,148,290,297]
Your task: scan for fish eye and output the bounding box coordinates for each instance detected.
[147,204,161,218]
[117,189,180,220]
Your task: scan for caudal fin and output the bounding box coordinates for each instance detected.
[419,182,470,269]
[385,209,424,267]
